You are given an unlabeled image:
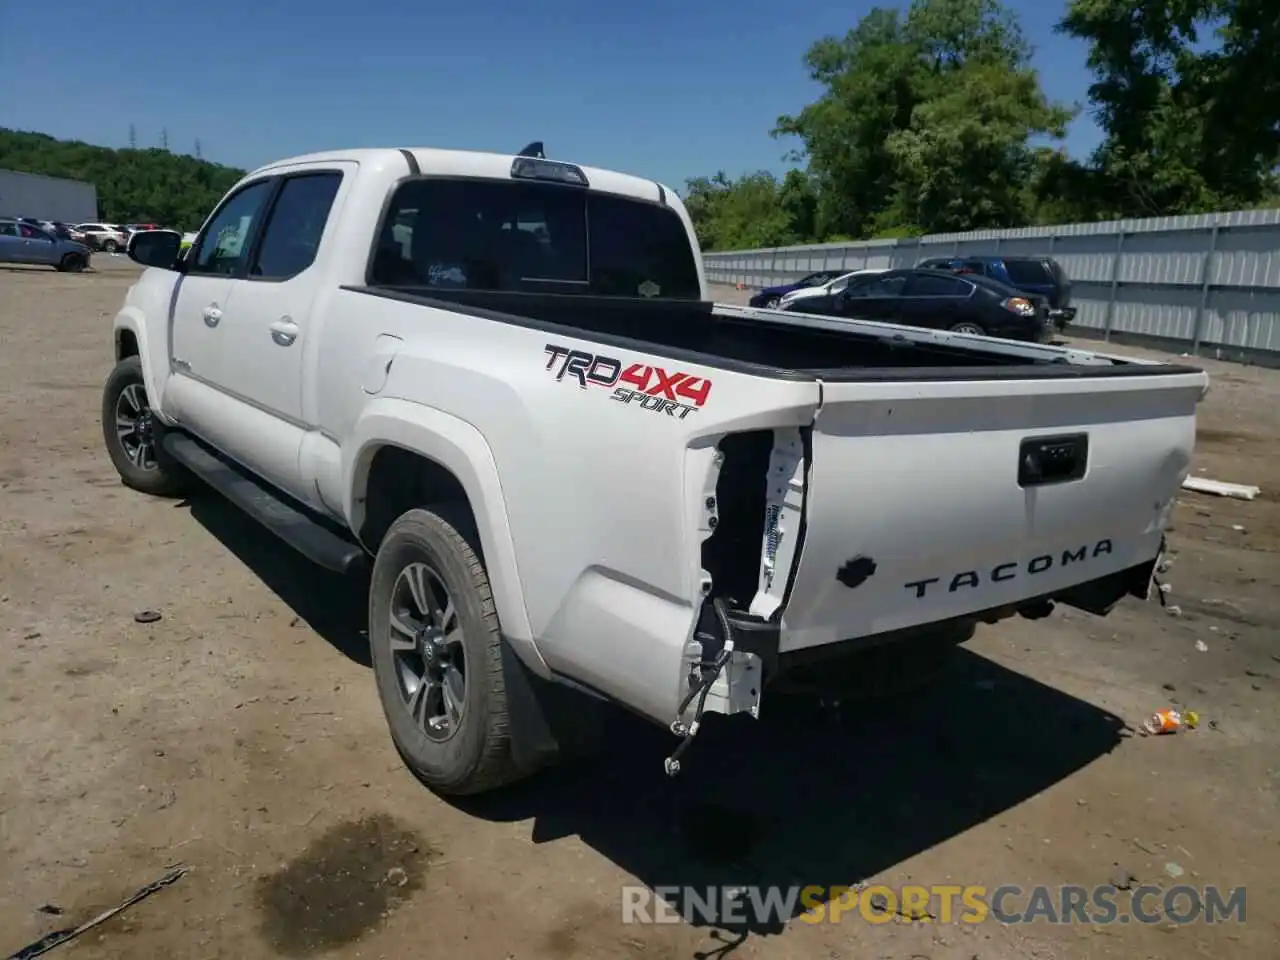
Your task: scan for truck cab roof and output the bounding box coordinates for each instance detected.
[250,147,673,208]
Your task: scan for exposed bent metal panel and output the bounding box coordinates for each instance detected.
[749,428,805,620]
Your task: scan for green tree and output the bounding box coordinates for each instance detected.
[775,0,1070,236]
[0,128,245,229]
[773,7,918,239]
[1057,0,1280,216]
[681,171,809,251]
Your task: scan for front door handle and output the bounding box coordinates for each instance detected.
[269,318,299,347]
[202,303,222,327]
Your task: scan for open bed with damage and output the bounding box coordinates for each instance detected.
[349,282,1205,730]
[350,287,1197,380]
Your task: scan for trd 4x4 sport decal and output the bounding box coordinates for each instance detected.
[543,344,713,419]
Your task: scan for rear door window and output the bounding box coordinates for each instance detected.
[904,273,972,297]
[249,172,343,280]
[371,178,701,299]
[845,273,907,298]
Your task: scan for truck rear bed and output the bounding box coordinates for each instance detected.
[345,282,1206,727]
[354,285,1198,380]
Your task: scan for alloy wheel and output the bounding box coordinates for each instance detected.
[114,382,159,471]
[388,561,467,742]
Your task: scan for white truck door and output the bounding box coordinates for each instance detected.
[203,168,348,429]
[177,167,348,500]
[170,178,276,395]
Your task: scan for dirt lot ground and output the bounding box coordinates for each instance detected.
[1,265,1276,959]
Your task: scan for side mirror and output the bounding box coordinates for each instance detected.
[128,229,184,270]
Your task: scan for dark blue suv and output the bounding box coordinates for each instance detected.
[917,255,1075,330]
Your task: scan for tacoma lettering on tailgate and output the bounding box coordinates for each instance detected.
[904,539,1114,598]
[543,344,712,419]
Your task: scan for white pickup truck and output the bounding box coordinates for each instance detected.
[104,143,1208,795]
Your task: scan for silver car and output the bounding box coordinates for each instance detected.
[0,219,93,272]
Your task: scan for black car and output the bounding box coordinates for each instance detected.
[916,255,1076,331]
[781,268,1054,343]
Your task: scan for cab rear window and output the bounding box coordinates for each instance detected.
[369,178,701,299]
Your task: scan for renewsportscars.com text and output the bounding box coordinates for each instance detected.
[621,883,1247,926]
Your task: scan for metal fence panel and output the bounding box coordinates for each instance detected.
[0,168,98,223]
[702,209,1280,365]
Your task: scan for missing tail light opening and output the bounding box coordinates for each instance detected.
[684,428,806,730]
[699,428,806,617]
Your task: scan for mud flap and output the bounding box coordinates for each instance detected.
[500,637,604,773]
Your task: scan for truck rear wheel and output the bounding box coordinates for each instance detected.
[101,356,188,497]
[369,506,522,796]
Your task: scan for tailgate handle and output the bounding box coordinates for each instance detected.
[1018,433,1088,487]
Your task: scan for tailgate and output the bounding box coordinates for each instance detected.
[778,370,1206,652]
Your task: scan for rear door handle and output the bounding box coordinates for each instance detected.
[202,304,222,327]
[269,318,299,346]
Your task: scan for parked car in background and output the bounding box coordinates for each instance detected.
[32,220,79,241]
[916,255,1075,331]
[748,270,846,309]
[0,218,92,271]
[781,267,1054,343]
[779,267,887,309]
[125,223,162,235]
[74,222,129,253]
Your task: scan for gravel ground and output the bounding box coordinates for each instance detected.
[0,264,1275,960]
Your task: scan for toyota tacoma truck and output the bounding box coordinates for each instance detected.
[103,142,1208,795]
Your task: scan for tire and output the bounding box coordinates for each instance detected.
[369,506,523,796]
[103,239,119,253]
[57,253,86,273]
[101,356,188,497]
[949,321,986,336]
[764,296,780,309]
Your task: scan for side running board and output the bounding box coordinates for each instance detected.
[162,432,366,574]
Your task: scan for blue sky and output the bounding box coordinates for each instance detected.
[0,0,1101,193]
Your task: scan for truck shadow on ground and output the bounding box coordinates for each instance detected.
[184,489,1127,940]
[183,492,372,667]
[461,662,1126,940]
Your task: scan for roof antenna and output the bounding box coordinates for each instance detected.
[517,141,545,159]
